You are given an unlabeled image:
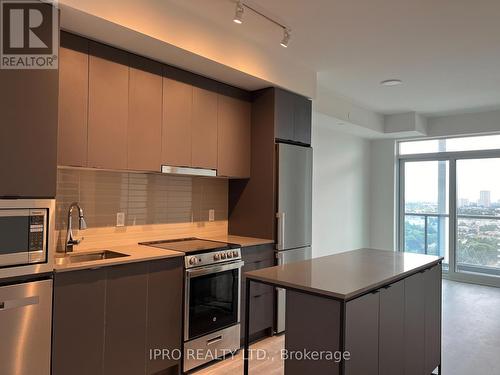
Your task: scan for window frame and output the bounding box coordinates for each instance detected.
[397,136,500,288]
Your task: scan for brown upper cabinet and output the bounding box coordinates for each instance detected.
[58,33,252,177]
[275,88,312,145]
[217,95,251,178]
[162,77,193,168]
[192,87,218,169]
[88,42,129,170]
[58,33,89,168]
[162,81,220,171]
[128,56,163,172]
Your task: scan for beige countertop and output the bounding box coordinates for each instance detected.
[245,248,443,301]
[53,244,184,273]
[53,234,272,273]
[202,234,274,247]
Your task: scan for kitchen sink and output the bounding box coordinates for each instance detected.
[55,250,129,265]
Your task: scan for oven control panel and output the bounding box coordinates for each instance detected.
[185,248,241,268]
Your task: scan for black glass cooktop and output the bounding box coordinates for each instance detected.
[139,237,236,254]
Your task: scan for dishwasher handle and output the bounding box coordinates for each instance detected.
[0,296,39,311]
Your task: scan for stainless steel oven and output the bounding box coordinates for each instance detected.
[183,249,243,372]
[184,259,243,340]
[0,199,55,279]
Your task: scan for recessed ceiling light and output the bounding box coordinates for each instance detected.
[380,79,403,86]
[233,2,244,24]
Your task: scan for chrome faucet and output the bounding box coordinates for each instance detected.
[65,202,87,253]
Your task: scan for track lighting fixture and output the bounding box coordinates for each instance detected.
[232,1,292,48]
[233,1,244,24]
[280,28,291,48]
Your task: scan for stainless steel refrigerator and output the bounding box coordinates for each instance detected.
[275,143,313,333]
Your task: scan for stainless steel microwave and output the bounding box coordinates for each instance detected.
[0,199,55,279]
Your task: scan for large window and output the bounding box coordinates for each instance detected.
[399,135,500,286]
[402,160,449,266]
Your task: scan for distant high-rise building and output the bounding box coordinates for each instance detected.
[458,198,470,207]
[479,190,491,207]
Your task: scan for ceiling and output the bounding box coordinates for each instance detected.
[169,0,500,116]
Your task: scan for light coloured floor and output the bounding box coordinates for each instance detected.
[192,335,284,375]
[193,280,500,375]
[442,279,500,375]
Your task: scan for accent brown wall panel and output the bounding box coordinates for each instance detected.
[0,69,58,198]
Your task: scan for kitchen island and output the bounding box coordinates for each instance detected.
[243,248,443,375]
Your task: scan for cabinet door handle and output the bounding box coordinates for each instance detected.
[383,285,392,290]
[371,290,380,295]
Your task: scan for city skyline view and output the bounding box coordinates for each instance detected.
[403,157,500,276]
[405,158,500,207]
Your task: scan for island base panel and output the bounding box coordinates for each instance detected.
[284,290,341,375]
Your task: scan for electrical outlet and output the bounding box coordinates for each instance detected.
[208,209,215,222]
[116,212,125,227]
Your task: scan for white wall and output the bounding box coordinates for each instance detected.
[369,139,397,251]
[427,109,500,137]
[312,112,371,257]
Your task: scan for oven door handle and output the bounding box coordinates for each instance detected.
[186,261,244,278]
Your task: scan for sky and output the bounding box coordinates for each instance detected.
[402,135,500,205]
[404,158,500,204]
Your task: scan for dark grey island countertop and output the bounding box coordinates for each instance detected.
[244,248,443,301]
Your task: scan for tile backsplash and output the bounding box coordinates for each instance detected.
[56,168,228,231]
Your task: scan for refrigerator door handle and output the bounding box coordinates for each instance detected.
[276,212,285,250]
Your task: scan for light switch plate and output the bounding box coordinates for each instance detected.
[116,212,125,227]
[209,209,215,222]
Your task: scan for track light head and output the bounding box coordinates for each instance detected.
[280,28,291,48]
[233,2,244,24]
[231,2,292,47]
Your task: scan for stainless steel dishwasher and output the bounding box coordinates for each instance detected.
[0,279,53,375]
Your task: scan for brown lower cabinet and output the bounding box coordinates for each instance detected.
[378,280,405,375]
[344,264,442,375]
[284,263,442,375]
[345,291,380,375]
[240,244,275,344]
[52,257,183,375]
